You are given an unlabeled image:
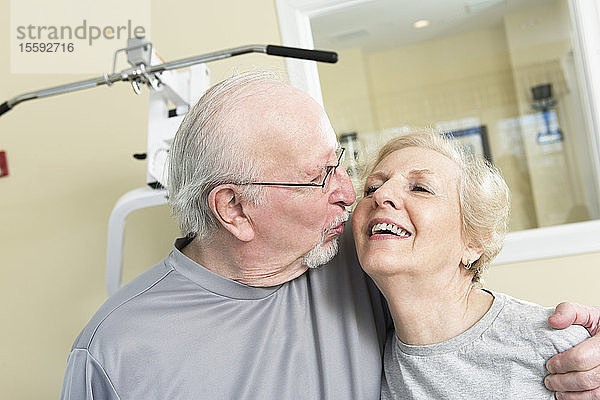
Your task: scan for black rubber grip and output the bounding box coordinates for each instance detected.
[0,101,11,116]
[266,45,338,64]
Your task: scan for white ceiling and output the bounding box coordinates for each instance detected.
[311,0,555,52]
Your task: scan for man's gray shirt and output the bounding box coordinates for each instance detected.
[381,290,590,400]
[60,232,389,400]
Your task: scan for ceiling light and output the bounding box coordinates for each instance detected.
[413,19,430,29]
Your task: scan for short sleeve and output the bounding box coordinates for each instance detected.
[59,348,120,400]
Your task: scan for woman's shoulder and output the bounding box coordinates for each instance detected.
[486,290,590,353]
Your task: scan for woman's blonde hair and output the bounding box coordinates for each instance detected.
[363,130,510,283]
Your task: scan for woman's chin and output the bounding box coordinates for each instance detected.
[359,255,409,278]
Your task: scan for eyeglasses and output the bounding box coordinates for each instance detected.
[246,147,345,189]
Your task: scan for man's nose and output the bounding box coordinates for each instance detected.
[330,166,356,207]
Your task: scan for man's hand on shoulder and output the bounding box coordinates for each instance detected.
[544,302,600,399]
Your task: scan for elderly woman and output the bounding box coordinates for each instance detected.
[352,131,589,399]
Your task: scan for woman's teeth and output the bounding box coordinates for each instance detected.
[370,223,411,237]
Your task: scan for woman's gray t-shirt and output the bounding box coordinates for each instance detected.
[381,290,590,399]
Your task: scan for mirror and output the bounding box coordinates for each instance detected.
[309,0,599,233]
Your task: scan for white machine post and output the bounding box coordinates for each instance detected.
[105,187,169,295]
[105,44,210,295]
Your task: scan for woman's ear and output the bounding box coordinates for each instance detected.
[208,185,255,242]
[461,244,484,267]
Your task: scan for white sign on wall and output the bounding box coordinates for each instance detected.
[10,0,151,74]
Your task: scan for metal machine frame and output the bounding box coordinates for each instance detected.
[1,40,338,295]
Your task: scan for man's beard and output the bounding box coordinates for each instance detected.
[302,211,349,269]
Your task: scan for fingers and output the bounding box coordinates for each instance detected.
[547,336,600,374]
[548,303,600,336]
[545,365,600,392]
[542,302,600,399]
[549,303,583,330]
[553,387,600,400]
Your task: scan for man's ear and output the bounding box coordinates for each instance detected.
[208,184,255,242]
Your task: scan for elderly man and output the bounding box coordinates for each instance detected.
[60,72,600,399]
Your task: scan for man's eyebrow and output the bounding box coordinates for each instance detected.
[304,145,341,176]
[328,143,342,163]
[322,143,342,167]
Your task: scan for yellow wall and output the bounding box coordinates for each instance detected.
[486,252,600,307]
[0,1,599,399]
[0,0,284,398]
[317,47,376,135]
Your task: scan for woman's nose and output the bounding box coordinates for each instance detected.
[372,184,401,210]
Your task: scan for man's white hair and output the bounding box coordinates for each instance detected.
[167,71,283,241]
